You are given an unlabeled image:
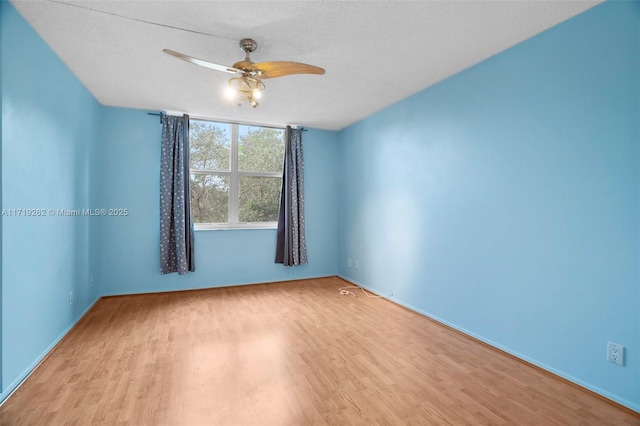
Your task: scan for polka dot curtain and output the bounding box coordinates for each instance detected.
[160,114,195,274]
[275,126,307,266]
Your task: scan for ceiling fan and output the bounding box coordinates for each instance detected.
[163,38,325,108]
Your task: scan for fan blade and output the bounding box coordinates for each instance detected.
[253,61,325,79]
[163,49,241,74]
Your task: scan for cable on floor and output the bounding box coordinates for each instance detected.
[338,285,382,298]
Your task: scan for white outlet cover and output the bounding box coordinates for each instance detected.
[607,342,624,366]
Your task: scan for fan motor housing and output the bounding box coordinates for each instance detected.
[240,38,257,54]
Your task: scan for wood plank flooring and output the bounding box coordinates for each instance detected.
[1,277,638,425]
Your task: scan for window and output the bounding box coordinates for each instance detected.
[189,119,285,229]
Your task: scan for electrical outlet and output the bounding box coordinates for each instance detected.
[607,342,624,366]
[69,291,74,305]
[347,258,352,268]
[89,274,94,288]
[354,260,359,269]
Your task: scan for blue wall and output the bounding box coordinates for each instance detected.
[0,1,4,389]
[95,108,338,295]
[0,0,5,390]
[1,1,101,399]
[337,1,639,411]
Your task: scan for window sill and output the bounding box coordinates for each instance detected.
[194,223,277,231]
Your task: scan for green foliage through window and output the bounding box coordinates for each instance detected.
[189,119,284,227]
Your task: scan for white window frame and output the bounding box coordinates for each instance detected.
[190,119,284,230]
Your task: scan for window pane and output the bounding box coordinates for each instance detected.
[238,125,284,173]
[190,121,231,171]
[239,176,281,223]
[190,174,229,223]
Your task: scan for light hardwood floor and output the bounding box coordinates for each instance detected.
[1,277,638,425]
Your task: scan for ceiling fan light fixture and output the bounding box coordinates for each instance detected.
[226,75,265,107]
[164,38,324,109]
[224,85,238,100]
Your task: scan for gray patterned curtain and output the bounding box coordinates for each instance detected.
[275,126,307,266]
[160,114,195,274]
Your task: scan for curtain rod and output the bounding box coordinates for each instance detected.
[148,111,165,123]
[149,111,307,131]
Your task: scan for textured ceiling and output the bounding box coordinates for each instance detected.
[11,1,601,130]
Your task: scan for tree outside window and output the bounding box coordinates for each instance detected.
[189,120,284,228]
